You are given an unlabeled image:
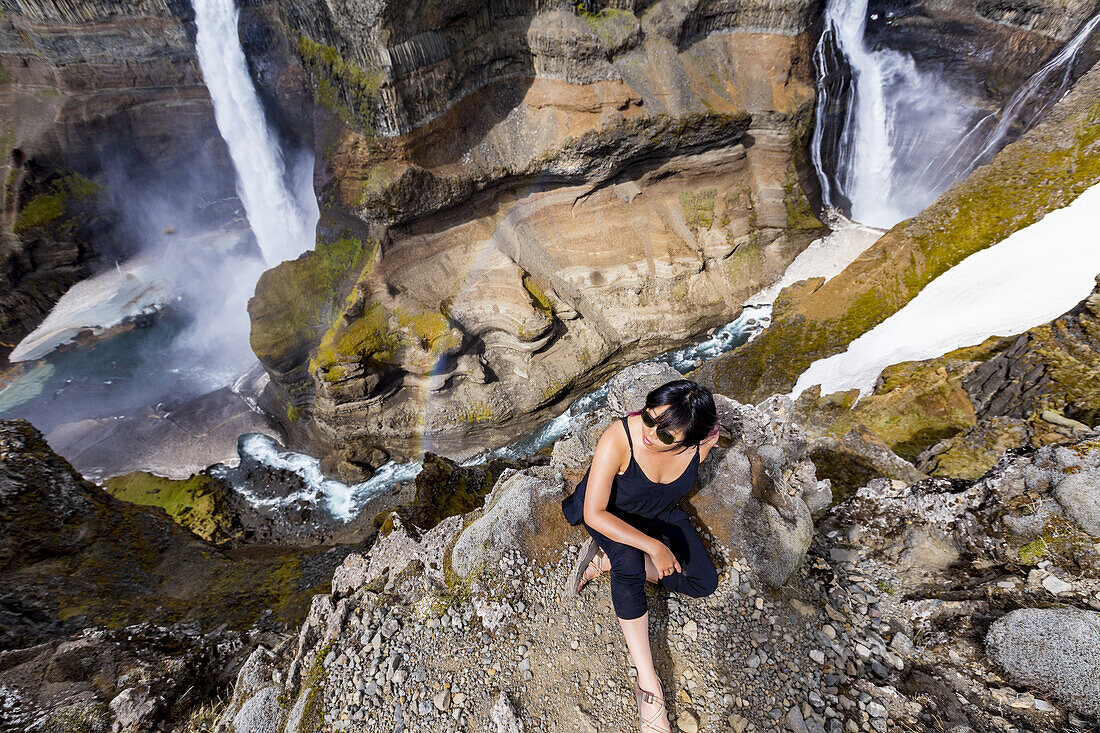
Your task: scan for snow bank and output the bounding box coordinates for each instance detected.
[10,257,169,363]
[791,182,1100,399]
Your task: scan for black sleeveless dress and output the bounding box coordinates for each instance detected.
[561,415,700,526]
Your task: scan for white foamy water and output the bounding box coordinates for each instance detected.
[791,183,1100,399]
[745,212,883,306]
[193,0,317,265]
[232,433,422,521]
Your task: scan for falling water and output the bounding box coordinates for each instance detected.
[193,0,317,265]
[932,10,1100,178]
[813,1,1100,230]
[810,0,981,228]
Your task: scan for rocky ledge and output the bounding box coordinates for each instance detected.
[211,362,1100,733]
[0,419,354,731]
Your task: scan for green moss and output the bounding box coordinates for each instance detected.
[296,35,382,133]
[725,240,765,283]
[103,472,239,543]
[357,164,396,205]
[576,6,639,51]
[784,173,823,230]
[522,273,553,315]
[13,171,100,233]
[1014,514,1090,567]
[287,404,302,422]
[312,301,402,373]
[297,641,333,733]
[13,191,65,231]
[680,188,717,231]
[405,310,458,352]
[1018,537,1050,565]
[250,236,376,373]
[456,400,494,423]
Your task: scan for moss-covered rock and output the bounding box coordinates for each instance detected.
[102,471,241,543]
[393,453,520,532]
[249,236,376,375]
[0,419,337,647]
[698,66,1100,403]
[917,416,1031,480]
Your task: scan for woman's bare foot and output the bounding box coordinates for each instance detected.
[635,677,670,733]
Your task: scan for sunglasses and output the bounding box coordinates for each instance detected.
[640,409,678,445]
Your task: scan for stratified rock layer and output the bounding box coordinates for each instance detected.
[251,0,827,462]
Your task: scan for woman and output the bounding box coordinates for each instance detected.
[560,379,721,733]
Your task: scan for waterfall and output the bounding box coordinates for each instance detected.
[812,3,1100,230]
[810,0,981,228]
[193,0,317,265]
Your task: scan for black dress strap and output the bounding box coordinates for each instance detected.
[621,416,634,457]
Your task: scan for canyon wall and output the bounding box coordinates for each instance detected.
[250,0,829,469]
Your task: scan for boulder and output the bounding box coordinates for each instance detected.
[550,409,616,485]
[605,361,684,416]
[695,445,813,588]
[231,685,285,733]
[451,466,571,578]
[331,514,463,595]
[1054,472,1100,538]
[986,608,1100,718]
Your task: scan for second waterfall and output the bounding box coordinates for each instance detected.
[810,0,981,229]
[193,0,318,266]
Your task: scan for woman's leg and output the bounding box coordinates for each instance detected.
[583,522,670,731]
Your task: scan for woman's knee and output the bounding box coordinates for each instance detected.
[676,563,719,599]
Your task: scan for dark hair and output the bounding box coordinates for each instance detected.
[641,379,718,451]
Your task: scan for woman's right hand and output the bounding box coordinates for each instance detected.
[648,542,681,579]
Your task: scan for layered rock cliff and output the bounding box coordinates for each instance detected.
[250,0,828,467]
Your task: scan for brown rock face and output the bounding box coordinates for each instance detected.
[252,0,826,462]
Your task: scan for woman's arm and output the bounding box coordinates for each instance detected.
[581,423,682,574]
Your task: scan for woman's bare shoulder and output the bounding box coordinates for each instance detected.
[593,418,631,465]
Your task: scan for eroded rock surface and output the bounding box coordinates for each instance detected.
[250,0,827,464]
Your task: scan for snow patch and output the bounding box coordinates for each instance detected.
[791,182,1100,399]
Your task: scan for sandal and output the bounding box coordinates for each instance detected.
[635,681,670,733]
[567,539,606,595]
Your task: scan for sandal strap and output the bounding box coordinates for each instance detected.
[636,685,669,733]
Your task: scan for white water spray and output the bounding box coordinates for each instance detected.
[811,0,980,228]
[193,0,317,265]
